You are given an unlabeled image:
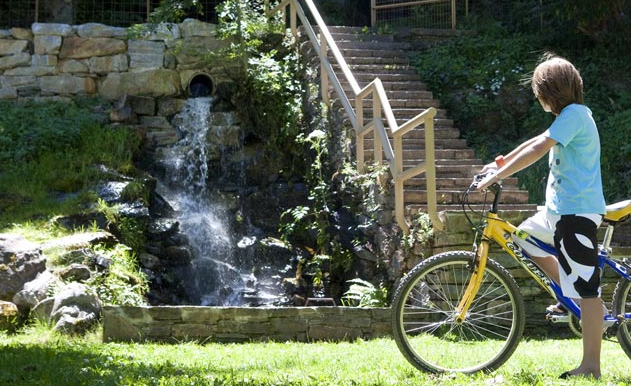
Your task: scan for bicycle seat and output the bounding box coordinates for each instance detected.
[604,199,631,222]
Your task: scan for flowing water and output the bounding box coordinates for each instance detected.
[155,97,286,306]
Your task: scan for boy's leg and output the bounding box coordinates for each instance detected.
[575,297,603,378]
[554,214,603,379]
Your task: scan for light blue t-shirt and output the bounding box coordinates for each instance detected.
[544,104,606,215]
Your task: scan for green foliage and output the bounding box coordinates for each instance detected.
[558,0,630,43]
[85,244,148,307]
[412,25,631,203]
[600,110,631,201]
[339,162,391,218]
[215,0,303,146]
[0,98,105,164]
[280,129,345,258]
[341,278,389,307]
[0,99,141,225]
[147,0,203,24]
[402,213,434,253]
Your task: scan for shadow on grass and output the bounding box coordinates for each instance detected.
[0,344,239,386]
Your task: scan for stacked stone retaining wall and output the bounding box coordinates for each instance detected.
[0,20,227,101]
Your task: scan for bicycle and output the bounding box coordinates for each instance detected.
[391,174,631,373]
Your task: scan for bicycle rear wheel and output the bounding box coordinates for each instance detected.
[612,277,631,359]
[391,251,525,373]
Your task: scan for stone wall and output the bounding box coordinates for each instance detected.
[103,306,391,343]
[0,19,227,101]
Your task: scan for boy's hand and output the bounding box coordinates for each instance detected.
[475,172,498,191]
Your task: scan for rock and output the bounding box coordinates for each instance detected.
[59,37,126,59]
[0,52,31,70]
[40,231,116,251]
[180,19,216,38]
[0,40,29,55]
[54,310,98,334]
[39,75,96,95]
[12,270,57,309]
[165,245,192,264]
[31,297,55,323]
[31,23,74,37]
[0,300,18,331]
[58,263,92,282]
[76,23,126,38]
[50,282,102,335]
[0,233,46,301]
[138,253,160,270]
[99,69,183,99]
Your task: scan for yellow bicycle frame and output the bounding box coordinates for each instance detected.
[454,212,554,323]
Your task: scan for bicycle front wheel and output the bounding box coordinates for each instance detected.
[612,277,631,360]
[391,251,525,373]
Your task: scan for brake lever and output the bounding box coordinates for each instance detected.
[470,172,491,189]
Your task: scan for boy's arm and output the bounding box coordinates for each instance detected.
[477,134,557,191]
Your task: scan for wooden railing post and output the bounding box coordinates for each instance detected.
[371,0,376,27]
[320,35,330,106]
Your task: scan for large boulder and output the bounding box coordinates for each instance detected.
[50,282,102,335]
[0,234,46,301]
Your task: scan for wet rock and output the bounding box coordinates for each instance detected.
[138,252,160,269]
[147,219,180,240]
[165,245,192,265]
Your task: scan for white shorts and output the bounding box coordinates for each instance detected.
[513,210,602,299]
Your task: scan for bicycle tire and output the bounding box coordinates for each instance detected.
[612,277,631,360]
[391,251,525,373]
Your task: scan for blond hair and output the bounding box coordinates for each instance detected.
[531,54,583,115]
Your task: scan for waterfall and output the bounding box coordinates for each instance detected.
[156,97,257,306]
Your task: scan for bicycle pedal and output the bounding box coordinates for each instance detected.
[546,312,570,324]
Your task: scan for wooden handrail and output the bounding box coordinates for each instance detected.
[266,0,444,232]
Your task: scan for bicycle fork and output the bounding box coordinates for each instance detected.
[454,240,491,324]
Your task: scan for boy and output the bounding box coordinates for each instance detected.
[476,54,606,379]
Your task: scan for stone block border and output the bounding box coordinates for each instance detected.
[103,306,392,343]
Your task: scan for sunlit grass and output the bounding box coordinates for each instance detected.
[1,325,630,386]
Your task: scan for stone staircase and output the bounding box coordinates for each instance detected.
[319,26,536,217]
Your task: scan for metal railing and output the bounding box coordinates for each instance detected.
[371,0,466,30]
[265,0,444,232]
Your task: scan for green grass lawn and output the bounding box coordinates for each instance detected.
[1,325,630,385]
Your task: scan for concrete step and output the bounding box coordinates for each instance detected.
[363,138,469,149]
[403,176,520,188]
[333,56,411,65]
[361,126,462,139]
[334,63,417,73]
[405,188,531,205]
[408,204,538,215]
[364,148,475,160]
[328,31,395,43]
[333,40,412,51]
[337,48,412,59]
